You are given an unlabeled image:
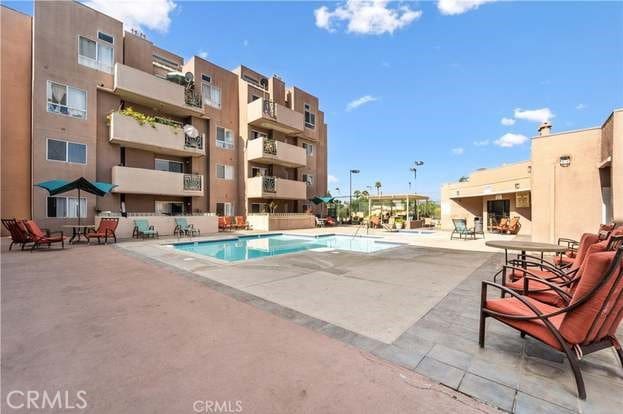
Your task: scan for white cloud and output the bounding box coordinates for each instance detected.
[500,117,516,126]
[452,147,465,155]
[328,174,339,184]
[346,95,378,111]
[473,139,489,146]
[198,50,208,59]
[314,1,422,35]
[437,0,497,15]
[494,133,528,148]
[84,0,177,33]
[576,103,587,110]
[513,107,555,123]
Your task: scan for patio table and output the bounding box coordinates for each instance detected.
[485,240,567,267]
[62,224,96,244]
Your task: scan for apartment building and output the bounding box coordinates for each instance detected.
[441,109,623,242]
[0,1,328,232]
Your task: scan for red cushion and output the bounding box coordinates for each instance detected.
[559,251,619,344]
[485,296,565,350]
[505,278,569,307]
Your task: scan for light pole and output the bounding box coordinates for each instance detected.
[411,161,424,221]
[349,169,360,224]
[407,181,412,228]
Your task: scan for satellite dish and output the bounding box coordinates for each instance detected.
[185,72,194,83]
[183,124,199,139]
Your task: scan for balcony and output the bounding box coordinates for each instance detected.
[111,166,204,197]
[247,98,304,135]
[246,176,307,200]
[109,112,205,157]
[247,137,306,167]
[113,63,203,117]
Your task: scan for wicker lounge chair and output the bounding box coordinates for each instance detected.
[133,219,158,239]
[85,217,118,244]
[2,218,33,250]
[23,220,65,251]
[479,246,623,400]
[174,218,199,237]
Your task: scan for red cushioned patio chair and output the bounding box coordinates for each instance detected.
[23,220,65,251]
[480,247,623,400]
[1,218,33,251]
[235,216,249,230]
[85,217,119,244]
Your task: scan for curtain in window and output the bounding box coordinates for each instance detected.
[68,87,86,118]
[98,44,113,70]
[67,198,86,218]
[49,83,67,105]
[79,37,97,59]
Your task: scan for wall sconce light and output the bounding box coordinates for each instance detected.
[515,183,520,189]
[559,155,571,167]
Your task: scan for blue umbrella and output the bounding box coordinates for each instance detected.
[35,177,117,225]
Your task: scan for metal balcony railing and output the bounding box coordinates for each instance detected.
[262,139,277,155]
[262,176,276,193]
[262,99,276,119]
[183,174,203,191]
[184,134,203,150]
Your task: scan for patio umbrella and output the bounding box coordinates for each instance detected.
[310,196,335,219]
[34,177,117,226]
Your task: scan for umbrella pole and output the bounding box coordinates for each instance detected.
[78,187,81,227]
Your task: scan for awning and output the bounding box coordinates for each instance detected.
[310,196,335,204]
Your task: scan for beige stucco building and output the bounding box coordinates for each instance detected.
[441,110,623,242]
[0,2,328,232]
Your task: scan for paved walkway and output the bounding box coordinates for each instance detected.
[1,240,492,414]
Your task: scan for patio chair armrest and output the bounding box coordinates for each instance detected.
[557,237,579,247]
[507,259,567,277]
[481,281,547,320]
[521,275,572,303]
[503,264,570,282]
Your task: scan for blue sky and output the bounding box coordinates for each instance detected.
[8,1,623,200]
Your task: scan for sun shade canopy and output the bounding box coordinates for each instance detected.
[34,177,117,196]
[310,196,335,204]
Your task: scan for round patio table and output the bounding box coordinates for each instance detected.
[62,224,96,244]
[485,240,567,267]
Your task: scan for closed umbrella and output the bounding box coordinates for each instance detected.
[34,177,117,226]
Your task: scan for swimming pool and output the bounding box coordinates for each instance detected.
[173,234,400,262]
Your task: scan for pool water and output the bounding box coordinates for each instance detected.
[173,234,400,262]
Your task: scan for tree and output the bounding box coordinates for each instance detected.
[374,181,382,195]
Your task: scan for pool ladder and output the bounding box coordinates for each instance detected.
[352,220,369,239]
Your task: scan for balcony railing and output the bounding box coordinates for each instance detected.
[247,98,304,135]
[184,134,203,150]
[183,174,203,191]
[263,100,276,118]
[263,139,277,155]
[263,176,276,193]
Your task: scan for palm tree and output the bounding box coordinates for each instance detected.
[361,190,369,198]
[353,190,362,199]
[374,181,382,196]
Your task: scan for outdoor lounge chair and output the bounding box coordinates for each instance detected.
[218,217,230,232]
[174,218,199,237]
[505,217,521,234]
[85,217,118,244]
[224,216,235,231]
[369,216,381,229]
[235,216,249,230]
[479,246,623,400]
[133,219,158,239]
[2,218,33,250]
[23,220,65,251]
[492,217,509,233]
[450,218,475,240]
[315,217,324,228]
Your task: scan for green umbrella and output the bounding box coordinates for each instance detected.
[35,177,117,226]
[310,196,335,219]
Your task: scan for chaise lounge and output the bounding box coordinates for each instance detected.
[133,219,159,239]
[2,218,33,250]
[23,220,65,251]
[86,217,119,244]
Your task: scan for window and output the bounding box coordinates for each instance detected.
[216,202,233,216]
[78,36,113,73]
[216,127,234,149]
[201,73,211,82]
[251,167,268,177]
[47,81,87,119]
[302,142,314,156]
[216,164,234,180]
[155,201,184,215]
[155,159,183,173]
[304,103,316,128]
[251,94,260,102]
[303,174,314,186]
[250,130,267,140]
[46,139,87,164]
[98,31,114,44]
[47,196,86,218]
[202,82,221,109]
[250,203,266,214]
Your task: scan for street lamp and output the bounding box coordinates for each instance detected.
[411,161,424,221]
[349,169,360,224]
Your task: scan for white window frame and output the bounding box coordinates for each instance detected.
[78,35,114,74]
[47,81,87,120]
[216,127,234,149]
[97,31,114,44]
[46,196,87,218]
[251,166,268,177]
[216,164,234,180]
[302,142,314,156]
[154,158,183,173]
[202,81,221,109]
[46,138,88,165]
[216,202,234,216]
[250,130,268,140]
[304,103,316,128]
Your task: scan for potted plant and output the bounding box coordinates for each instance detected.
[394,218,404,229]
